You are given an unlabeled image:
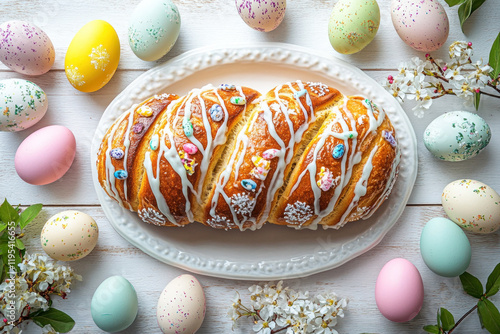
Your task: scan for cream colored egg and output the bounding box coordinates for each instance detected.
[157,274,206,334]
[41,210,99,261]
[65,20,120,93]
[442,180,500,234]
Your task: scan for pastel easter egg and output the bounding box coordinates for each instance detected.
[391,0,449,51]
[91,276,138,332]
[183,143,198,155]
[109,148,124,160]
[375,258,424,322]
[0,78,48,132]
[128,0,181,61]
[0,21,55,75]
[219,84,236,91]
[442,179,500,234]
[241,179,257,191]
[420,217,471,277]
[262,149,279,159]
[235,0,286,32]
[230,96,246,105]
[423,111,491,162]
[65,20,120,93]
[150,134,160,150]
[15,125,76,185]
[41,210,99,261]
[328,0,380,54]
[209,104,223,122]
[114,170,128,180]
[183,117,194,137]
[157,274,206,334]
[332,144,345,159]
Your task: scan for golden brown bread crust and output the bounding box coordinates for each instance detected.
[96,93,179,211]
[97,81,401,231]
[136,85,260,226]
[268,96,399,229]
[203,81,342,230]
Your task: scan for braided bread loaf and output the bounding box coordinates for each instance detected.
[97,81,400,230]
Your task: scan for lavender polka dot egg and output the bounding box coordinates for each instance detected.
[157,274,206,334]
[0,21,55,76]
[391,0,449,52]
[235,0,286,32]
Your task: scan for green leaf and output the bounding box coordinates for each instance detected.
[0,199,19,225]
[486,263,500,297]
[474,92,481,110]
[423,325,441,333]
[478,299,500,334]
[19,203,42,230]
[445,0,467,6]
[489,33,500,79]
[30,308,75,333]
[437,308,442,328]
[458,0,473,32]
[440,308,455,331]
[471,0,487,14]
[15,238,24,250]
[0,222,6,233]
[460,271,484,298]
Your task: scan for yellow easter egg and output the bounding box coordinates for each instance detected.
[65,20,120,93]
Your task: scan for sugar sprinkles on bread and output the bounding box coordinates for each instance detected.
[97,80,400,231]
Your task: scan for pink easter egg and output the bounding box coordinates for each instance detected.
[15,125,76,185]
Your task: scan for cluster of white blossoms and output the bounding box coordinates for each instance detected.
[229,281,348,334]
[383,41,497,118]
[0,253,81,334]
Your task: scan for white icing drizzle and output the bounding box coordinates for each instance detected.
[361,99,385,134]
[121,109,135,202]
[103,110,131,208]
[209,80,314,231]
[336,144,379,228]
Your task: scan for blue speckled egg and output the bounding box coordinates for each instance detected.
[423,111,491,162]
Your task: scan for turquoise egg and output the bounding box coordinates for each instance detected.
[91,276,138,332]
[420,217,471,277]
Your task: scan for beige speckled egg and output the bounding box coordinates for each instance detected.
[328,0,380,54]
[41,210,99,261]
[442,179,500,234]
[157,274,206,334]
[235,0,286,32]
[391,0,449,52]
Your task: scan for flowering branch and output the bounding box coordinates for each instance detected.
[229,281,348,334]
[383,40,500,118]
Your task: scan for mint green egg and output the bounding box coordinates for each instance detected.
[328,0,380,54]
[91,276,138,332]
[420,217,471,277]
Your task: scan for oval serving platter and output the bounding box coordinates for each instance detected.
[91,43,417,280]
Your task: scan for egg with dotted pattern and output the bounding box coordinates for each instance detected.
[442,179,500,234]
[328,0,380,55]
[0,21,55,76]
[391,0,449,52]
[235,0,286,32]
[157,274,206,334]
[41,210,99,261]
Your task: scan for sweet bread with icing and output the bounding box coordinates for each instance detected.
[97,81,400,230]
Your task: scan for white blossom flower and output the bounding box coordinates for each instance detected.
[253,319,276,334]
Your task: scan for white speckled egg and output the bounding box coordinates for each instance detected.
[128,0,181,61]
[391,0,449,51]
[41,210,98,261]
[442,179,500,234]
[0,21,55,76]
[328,0,380,55]
[0,79,48,132]
[91,276,138,332]
[65,20,120,93]
[157,274,206,334]
[423,111,491,162]
[235,0,286,32]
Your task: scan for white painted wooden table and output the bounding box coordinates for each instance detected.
[1,1,499,333]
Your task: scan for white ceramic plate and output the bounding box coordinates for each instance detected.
[91,43,417,280]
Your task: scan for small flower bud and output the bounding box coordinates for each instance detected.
[434,89,438,93]
[468,42,472,47]
[443,66,448,71]
[476,88,480,93]
[3,319,7,323]
[425,54,430,58]
[388,75,393,80]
